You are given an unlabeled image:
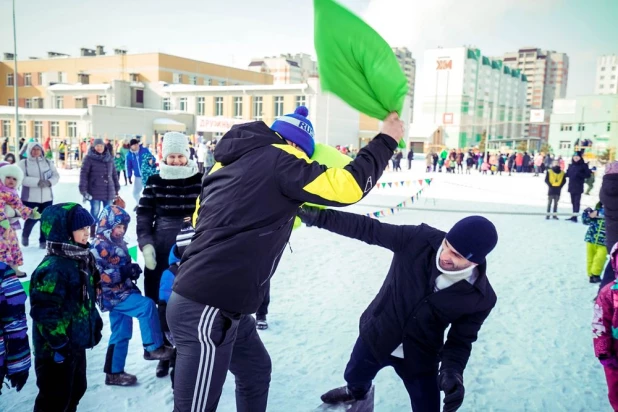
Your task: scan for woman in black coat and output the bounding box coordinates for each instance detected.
[565,154,591,222]
[79,138,119,225]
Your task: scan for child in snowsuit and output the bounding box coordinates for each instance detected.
[0,262,30,394]
[585,167,597,195]
[593,243,618,410]
[90,205,174,386]
[583,202,607,284]
[0,163,41,277]
[158,219,195,389]
[29,203,104,411]
[0,162,25,231]
[545,163,566,220]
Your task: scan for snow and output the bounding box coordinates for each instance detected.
[0,162,609,411]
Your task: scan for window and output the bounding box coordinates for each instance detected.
[613,66,616,71]
[24,73,32,86]
[253,96,263,120]
[219,81,226,86]
[179,97,188,111]
[173,73,182,84]
[55,96,64,109]
[274,96,284,117]
[37,72,42,85]
[197,97,205,116]
[18,121,26,138]
[295,96,306,107]
[206,78,212,86]
[612,84,616,89]
[2,121,10,137]
[59,72,67,83]
[233,97,243,118]
[6,73,14,86]
[601,76,605,80]
[50,121,59,137]
[577,124,585,132]
[25,98,32,108]
[608,122,612,132]
[613,76,617,80]
[33,98,43,108]
[190,75,197,85]
[135,89,144,104]
[75,98,87,109]
[559,141,571,150]
[215,97,223,116]
[97,95,107,106]
[130,73,139,82]
[7,99,14,107]
[34,121,43,138]
[67,122,77,138]
[601,67,606,71]
[163,98,171,111]
[600,85,605,89]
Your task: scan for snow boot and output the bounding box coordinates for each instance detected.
[552,216,559,220]
[590,275,601,284]
[105,372,138,386]
[321,386,364,404]
[566,216,578,223]
[156,360,170,378]
[144,345,174,362]
[256,314,268,330]
[21,236,28,247]
[545,216,550,220]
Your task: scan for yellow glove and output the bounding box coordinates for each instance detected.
[31,207,42,220]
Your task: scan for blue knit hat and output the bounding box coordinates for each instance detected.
[271,106,315,157]
[70,205,95,232]
[445,216,498,264]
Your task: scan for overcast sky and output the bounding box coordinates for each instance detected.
[1,0,616,110]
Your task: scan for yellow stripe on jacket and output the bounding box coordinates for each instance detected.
[193,161,224,226]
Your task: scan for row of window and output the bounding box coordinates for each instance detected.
[7,95,110,109]
[0,120,78,138]
[163,95,306,117]
[560,123,612,132]
[172,73,232,86]
[599,84,617,89]
[600,66,617,71]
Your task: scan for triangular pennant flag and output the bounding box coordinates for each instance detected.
[381,183,386,188]
[406,181,411,187]
[373,211,380,217]
[366,213,371,217]
[418,179,423,186]
[391,208,395,214]
[425,178,432,185]
[403,201,407,206]
[400,181,405,186]
[394,182,399,187]
[388,182,392,188]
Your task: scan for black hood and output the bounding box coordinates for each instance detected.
[551,165,562,173]
[214,121,282,165]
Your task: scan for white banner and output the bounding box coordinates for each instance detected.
[530,109,545,123]
[196,116,248,133]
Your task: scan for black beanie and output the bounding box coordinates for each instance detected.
[129,138,139,146]
[445,216,498,264]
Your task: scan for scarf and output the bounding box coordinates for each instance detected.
[89,149,112,163]
[159,160,199,180]
[47,241,95,269]
[434,245,478,292]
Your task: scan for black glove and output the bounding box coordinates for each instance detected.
[439,369,465,412]
[120,263,142,281]
[297,205,322,227]
[8,370,29,392]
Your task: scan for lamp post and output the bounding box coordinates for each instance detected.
[12,0,19,150]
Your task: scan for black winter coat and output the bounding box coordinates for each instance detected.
[175,121,397,314]
[307,209,496,376]
[79,148,119,201]
[566,159,591,195]
[600,174,618,250]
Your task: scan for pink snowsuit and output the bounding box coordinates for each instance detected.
[0,191,33,266]
[593,244,618,411]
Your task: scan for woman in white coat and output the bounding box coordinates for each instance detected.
[18,142,59,248]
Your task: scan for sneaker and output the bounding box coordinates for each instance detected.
[545,216,550,220]
[552,216,559,220]
[156,360,170,378]
[256,314,268,330]
[321,386,364,404]
[21,236,28,247]
[105,372,138,386]
[144,345,174,361]
[590,275,601,284]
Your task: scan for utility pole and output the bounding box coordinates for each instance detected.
[12,0,20,149]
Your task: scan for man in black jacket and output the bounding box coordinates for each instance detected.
[167,106,403,412]
[566,154,592,222]
[298,208,498,412]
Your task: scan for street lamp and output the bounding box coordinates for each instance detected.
[12,0,19,150]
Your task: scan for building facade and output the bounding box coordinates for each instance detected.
[247,53,318,85]
[392,47,416,122]
[419,47,528,150]
[595,55,618,95]
[501,47,569,142]
[548,95,618,159]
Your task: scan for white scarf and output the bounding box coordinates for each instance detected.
[434,245,478,291]
[159,160,199,180]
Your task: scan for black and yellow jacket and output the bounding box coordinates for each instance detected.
[545,166,566,196]
[174,121,397,313]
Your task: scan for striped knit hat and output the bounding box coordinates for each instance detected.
[176,220,195,256]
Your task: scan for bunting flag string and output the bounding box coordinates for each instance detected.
[373,178,433,190]
[364,184,431,219]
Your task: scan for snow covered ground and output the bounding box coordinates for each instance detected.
[0,160,610,411]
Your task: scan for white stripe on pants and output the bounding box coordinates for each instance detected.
[192,306,219,412]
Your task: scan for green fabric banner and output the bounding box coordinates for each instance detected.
[314,0,409,120]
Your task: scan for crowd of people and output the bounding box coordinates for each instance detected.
[0,108,617,411]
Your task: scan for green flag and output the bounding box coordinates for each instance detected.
[314,0,408,120]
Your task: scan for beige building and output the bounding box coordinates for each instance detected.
[247,53,318,85]
[392,47,416,122]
